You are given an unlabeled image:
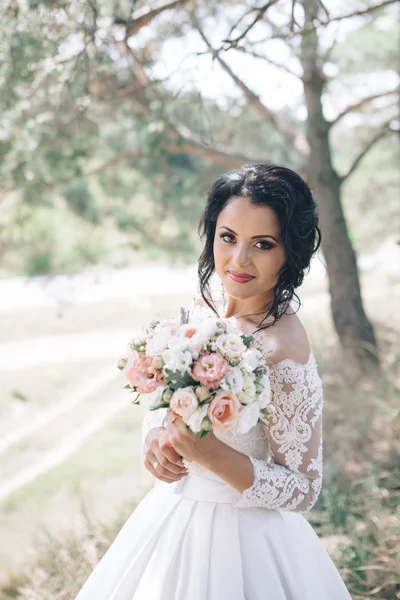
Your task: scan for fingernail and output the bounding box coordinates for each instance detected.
[177,460,185,467]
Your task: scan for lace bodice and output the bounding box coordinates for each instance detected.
[141,349,323,514]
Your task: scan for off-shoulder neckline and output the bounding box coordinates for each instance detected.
[190,300,315,369]
[271,350,315,369]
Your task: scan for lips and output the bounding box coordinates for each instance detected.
[228,270,255,283]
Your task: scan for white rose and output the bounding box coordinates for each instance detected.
[258,372,271,408]
[162,349,192,374]
[215,333,246,365]
[146,330,171,356]
[237,374,256,404]
[224,365,244,393]
[140,385,167,410]
[186,403,209,433]
[170,387,199,420]
[237,401,261,434]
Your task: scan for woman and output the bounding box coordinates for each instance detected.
[75,163,352,599]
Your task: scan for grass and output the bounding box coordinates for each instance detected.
[0,359,111,436]
[0,404,150,578]
[0,288,399,599]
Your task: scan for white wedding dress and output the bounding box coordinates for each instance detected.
[75,341,352,599]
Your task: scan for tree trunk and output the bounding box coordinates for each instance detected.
[300,0,379,375]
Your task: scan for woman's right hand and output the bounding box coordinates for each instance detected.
[144,427,189,483]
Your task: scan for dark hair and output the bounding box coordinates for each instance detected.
[197,163,322,333]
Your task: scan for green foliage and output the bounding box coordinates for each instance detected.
[241,334,255,349]
[62,180,99,223]
[163,369,196,389]
[0,0,398,274]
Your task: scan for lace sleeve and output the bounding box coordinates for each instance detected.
[140,408,168,463]
[231,353,323,513]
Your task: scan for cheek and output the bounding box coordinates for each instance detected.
[257,250,286,282]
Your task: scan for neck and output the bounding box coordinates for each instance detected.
[223,294,275,322]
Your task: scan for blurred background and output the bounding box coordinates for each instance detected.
[0,0,399,598]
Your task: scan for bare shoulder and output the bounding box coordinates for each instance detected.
[256,307,311,367]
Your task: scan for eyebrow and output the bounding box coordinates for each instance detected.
[218,226,279,244]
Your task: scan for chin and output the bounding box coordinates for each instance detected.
[224,283,255,300]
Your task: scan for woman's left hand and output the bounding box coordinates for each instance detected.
[166,410,220,465]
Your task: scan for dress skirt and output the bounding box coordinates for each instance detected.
[75,472,351,600]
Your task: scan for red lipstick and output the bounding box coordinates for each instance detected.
[228,270,255,283]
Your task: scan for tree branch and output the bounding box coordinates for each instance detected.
[119,0,191,37]
[234,45,302,79]
[329,89,399,129]
[248,0,398,40]
[323,0,397,24]
[192,19,302,153]
[339,121,393,182]
[221,1,279,50]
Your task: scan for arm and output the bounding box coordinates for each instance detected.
[201,351,323,513]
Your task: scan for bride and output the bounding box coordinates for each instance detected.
[75,163,352,599]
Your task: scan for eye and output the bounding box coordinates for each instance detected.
[220,233,235,243]
[255,240,274,251]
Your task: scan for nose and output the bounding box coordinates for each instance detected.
[233,243,252,267]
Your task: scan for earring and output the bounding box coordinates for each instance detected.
[221,280,226,312]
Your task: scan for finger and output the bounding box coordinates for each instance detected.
[161,445,187,469]
[159,431,186,467]
[154,445,188,477]
[145,462,182,483]
[145,452,186,482]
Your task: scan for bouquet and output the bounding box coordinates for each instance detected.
[117,305,275,437]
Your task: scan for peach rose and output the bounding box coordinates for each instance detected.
[127,355,165,394]
[191,352,230,390]
[170,387,199,421]
[207,390,241,433]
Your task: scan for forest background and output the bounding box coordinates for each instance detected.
[0,0,399,598]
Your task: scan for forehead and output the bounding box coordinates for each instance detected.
[216,196,280,237]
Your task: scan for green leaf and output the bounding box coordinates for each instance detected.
[163,369,196,389]
[200,429,210,439]
[241,334,255,348]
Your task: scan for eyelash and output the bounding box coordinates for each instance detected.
[219,233,274,251]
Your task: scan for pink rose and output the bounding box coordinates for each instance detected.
[170,387,199,421]
[207,390,241,433]
[191,352,230,390]
[127,355,165,394]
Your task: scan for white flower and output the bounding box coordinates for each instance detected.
[145,330,171,356]
[258,372,271,408]
[122,347,139,379]
[140,385,167,410]
[215,333,246,365]
[162,349,193,374]
[167,335,190,353]
[178,324,208,353]
[224,365,244,393]
[190,305,214,323]
[243,347,263,372]
[154,320,177,334]
[237,374,256,404]
[186,403,209,433]
[198,318,219,340]
[237,401,261,434]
